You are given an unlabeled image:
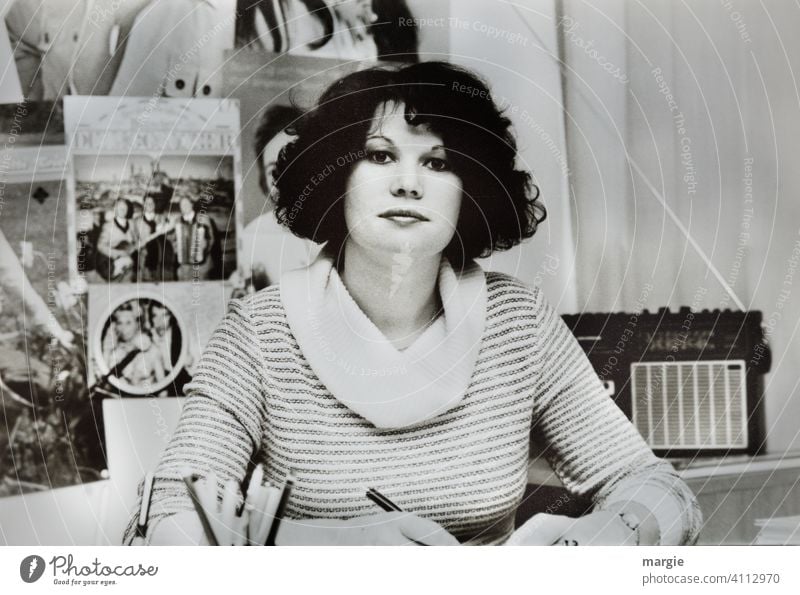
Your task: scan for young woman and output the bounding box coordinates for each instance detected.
[127,61,701,546]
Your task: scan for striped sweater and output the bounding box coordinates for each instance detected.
[126,271,701,545]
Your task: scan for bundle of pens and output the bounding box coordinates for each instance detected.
[131,467,414,545]
[186,465,294,546]
[131,465,293,546]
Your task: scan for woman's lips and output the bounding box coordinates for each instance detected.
[378,209,429,224]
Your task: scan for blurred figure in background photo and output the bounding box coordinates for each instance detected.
[171,197,218,282]
[132,194,177,282]
[102,301,165,391]
[242,104,318,290]
[4,0,151,99]
[95,196,137,283]
[109,0,419,97]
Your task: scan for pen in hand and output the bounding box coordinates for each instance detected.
[366,487,403,513]
[365,487,429,546]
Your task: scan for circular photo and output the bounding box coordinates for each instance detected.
[94,296,186,396]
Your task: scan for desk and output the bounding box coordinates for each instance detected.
[3,454,798,545]
[678,453,800,545]
[522,452,800,544]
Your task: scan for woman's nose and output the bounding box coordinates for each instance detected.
[389,163,423,199]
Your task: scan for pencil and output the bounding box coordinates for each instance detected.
[183,475,219,546]
[265,473,295,546]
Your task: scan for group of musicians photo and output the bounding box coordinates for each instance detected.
[74,157,236,285]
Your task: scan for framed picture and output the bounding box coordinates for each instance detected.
[93,293,187,397]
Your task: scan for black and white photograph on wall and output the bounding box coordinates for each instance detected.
[94,298,185,397]
[72,154,237,284]
[0,145,102,496]
[3,1,800,587]
[2,0,152,100]
[64,96,242,285]
[0,19,22,104]
[3,0,447,101]
[0,100,64,146]
[224,51,356,289]
[87,281,234,399]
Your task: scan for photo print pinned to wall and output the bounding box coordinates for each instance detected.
[0,100,65,146]
[0,144,102,495]
[87,281,234,398]
[106,0,442,98]
[223,51,363,290]
[4,0,446,103]
[3,0,152,100]
[63,96,242,286]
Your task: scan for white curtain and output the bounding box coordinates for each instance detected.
[449,0,578,313]
[561,0,800,453]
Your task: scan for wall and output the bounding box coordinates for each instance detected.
[562,0,800,453]
[448,0,577,311]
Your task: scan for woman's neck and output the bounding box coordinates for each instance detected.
[341,242,442,348]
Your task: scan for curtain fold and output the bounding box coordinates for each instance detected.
[560,0,800,453]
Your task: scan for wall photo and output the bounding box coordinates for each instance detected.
[0,145,101,495]
[64,96,242,286]
[3,0,447,101]
[223,51,360,288]
[87,282,234,399]
[73,154,236,284]
[95,297,185,397]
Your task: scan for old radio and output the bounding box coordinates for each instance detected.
[562,308,771,457]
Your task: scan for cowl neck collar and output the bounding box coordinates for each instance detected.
[280,248,487,429]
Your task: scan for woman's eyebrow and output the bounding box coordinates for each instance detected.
[365,134,393,143]
[366,135,446,152]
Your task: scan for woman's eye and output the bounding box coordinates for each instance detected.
[425,158,449,172]
[367,150,393,164]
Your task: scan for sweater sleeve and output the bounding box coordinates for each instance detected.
[527,286,702,545]
[122,297,268,545]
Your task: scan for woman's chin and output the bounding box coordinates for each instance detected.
[361,238,448,261]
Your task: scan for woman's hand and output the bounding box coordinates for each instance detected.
[276,512,461,546]
[506,511,638,546]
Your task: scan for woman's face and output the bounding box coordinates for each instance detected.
[343,102,463,259]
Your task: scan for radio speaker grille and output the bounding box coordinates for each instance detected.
[630,360,748,450]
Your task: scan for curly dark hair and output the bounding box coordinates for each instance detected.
[254,104,303,196]
[272,61,545,270]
